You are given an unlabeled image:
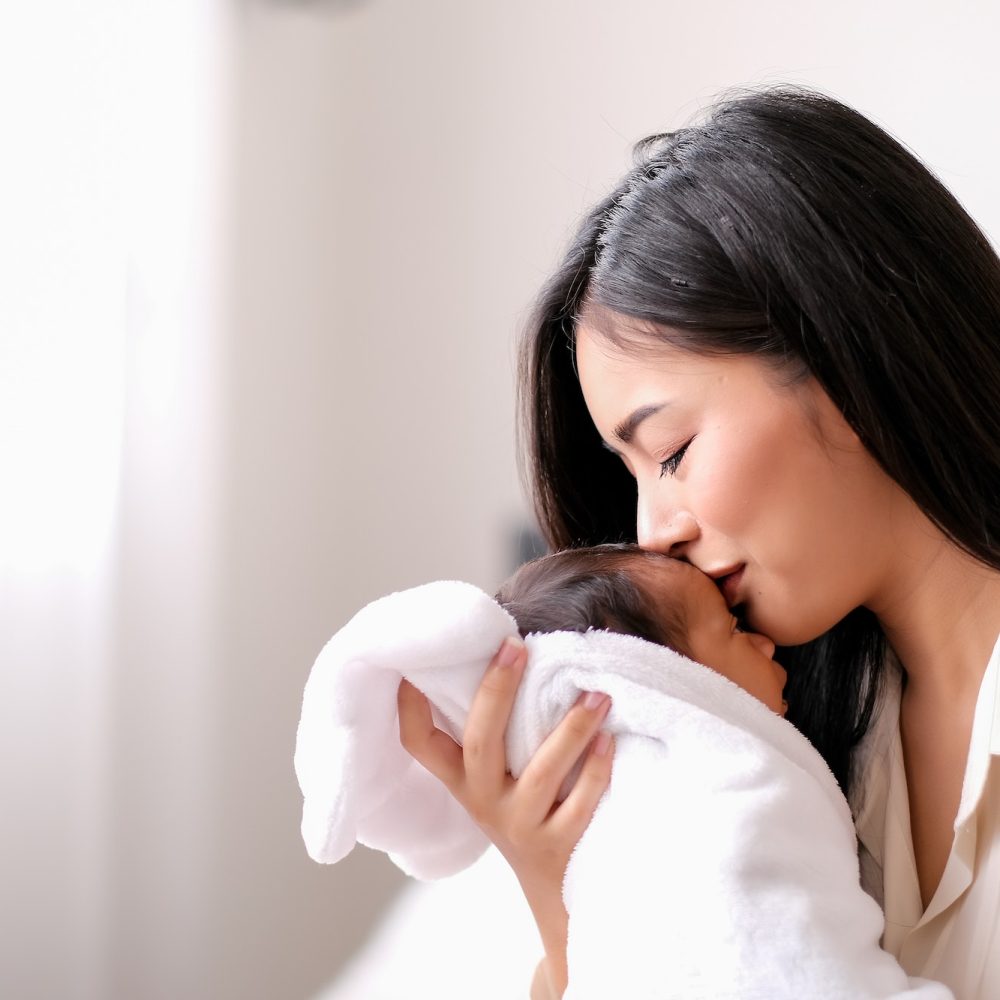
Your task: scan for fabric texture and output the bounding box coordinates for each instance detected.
[852,635,1000,999]
[295,580,953,999]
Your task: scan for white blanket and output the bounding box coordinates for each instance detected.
[294,580,953,999]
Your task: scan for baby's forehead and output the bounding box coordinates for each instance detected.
[628,551,696,579]
[632,554,719,605]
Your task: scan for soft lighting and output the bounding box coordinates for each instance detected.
[0,10,126,579]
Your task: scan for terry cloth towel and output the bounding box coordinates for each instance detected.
[294,581,953,1000]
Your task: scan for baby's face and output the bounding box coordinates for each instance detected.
[643,560,788,715]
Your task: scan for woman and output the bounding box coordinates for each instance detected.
[396,86,1000,998]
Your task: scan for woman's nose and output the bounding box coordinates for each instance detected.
[636,496,699,555]
[747,632,776,659]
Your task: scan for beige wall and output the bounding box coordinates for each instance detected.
[214,4,1000,997]
[6,1,1000,998]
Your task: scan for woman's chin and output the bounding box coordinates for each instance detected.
[743,608,817,649]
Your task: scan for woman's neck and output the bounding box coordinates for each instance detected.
[868,520,1000,704]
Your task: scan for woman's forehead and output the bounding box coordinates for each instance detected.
[575,322,696,381]
[575,321,799,414]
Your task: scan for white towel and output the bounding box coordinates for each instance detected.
[294,580,953,999]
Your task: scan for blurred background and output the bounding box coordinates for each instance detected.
[3,1,999,997]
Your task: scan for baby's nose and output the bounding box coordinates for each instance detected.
[747,632,776,659]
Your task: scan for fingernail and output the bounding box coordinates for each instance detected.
[497,636,524,668]
[582,691,609,712]
[594,731,613,757]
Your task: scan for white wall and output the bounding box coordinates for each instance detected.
[5,1,1000,998]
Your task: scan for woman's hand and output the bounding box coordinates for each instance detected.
[397,635,615,996]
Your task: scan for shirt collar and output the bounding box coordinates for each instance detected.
[956,629,1000,825]
[851,656,902,863]
[852,629,1000,855]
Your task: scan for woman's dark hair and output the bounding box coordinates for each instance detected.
[495,543,690,656]
[517,85,1000,799]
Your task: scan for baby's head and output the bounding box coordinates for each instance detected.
[495,543,787,716]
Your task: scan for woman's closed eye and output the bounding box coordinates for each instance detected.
[659,439,692,478]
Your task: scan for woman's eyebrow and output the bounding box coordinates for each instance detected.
[612,403,669,445]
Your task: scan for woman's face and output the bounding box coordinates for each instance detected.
[575,321,905,646]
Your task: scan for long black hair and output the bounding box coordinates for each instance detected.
[517,85,1000,798]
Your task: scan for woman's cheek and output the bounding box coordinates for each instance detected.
[692,448,760,534]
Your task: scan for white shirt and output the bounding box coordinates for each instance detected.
[852,631,1000,999]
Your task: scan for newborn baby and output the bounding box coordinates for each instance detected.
[494,541,789,718]
[296,546,953,998]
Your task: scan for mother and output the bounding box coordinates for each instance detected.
[397,87,1000,998]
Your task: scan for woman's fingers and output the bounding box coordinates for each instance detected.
[547,730,615,842]
[461,637,527,795]
[515,692,612,828]
[397,678,464,793]
[398,645,614,848]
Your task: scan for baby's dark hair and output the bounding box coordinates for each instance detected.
[494,542,691,657]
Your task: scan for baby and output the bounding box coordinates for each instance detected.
[296,543,951,997]
[494,541,788,718]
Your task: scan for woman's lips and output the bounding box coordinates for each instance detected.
[718,565,745,607]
